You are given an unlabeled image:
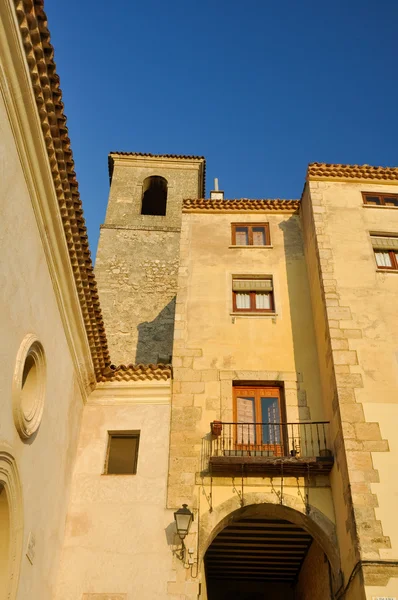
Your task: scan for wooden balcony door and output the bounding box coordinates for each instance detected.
[233,386,285,456]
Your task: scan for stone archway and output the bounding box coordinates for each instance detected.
[199,492,342,598]
[0,444,23,600]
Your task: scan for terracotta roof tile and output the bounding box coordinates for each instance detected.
[99,363,172,382]
[182,199,300,212]
[307,162,398,182]
[14,0,111,381]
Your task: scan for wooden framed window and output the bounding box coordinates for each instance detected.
[231,223,270,246]
[362,192,398,207]
[233,385,286,455]
[232,276,274,313]
[371,235,398,270]
[104,431,140,475]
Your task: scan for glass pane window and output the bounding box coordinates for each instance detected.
[255,292,271,309]
[236,396,256,444]
[375,251,392,268]
[252,227,266,245]
[232,223,270,246]
[365,196,382,205]
[261,396,281,443]
[384,196,398,207]
[235,227,249,245]
[363,193,398,206]
[235,293,251,309]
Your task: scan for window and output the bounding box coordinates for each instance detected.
[105,432,140,475]
[363,192,398,207]
[371,235,398,270]
[141,176,168,215]
[231,223,270,246]
[232,276,274,313]
[234,385,285,454]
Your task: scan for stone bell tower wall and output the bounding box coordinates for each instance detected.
[95,153,205,365]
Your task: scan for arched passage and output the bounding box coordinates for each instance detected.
[141,176,168,216]
[0,484,10,591]
[200,496,341,600]
[0,444,23,600]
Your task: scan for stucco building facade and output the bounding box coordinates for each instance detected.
[1,1,398,599]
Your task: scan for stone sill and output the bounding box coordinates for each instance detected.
[230,312,278,319]
[363,204,398,210]
[376,268,398,273]
[229,245,274,249]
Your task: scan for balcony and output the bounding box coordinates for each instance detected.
[209,421,333,476]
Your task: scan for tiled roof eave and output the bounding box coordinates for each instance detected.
[14,0,110,379]
[98,364,172,383]
[182,199,300,213]
[307,162,398,183]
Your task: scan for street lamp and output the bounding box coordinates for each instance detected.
[174,504,194,560]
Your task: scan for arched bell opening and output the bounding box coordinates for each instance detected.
[141,176,168,216]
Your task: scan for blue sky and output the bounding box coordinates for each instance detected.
[45,0,398,256]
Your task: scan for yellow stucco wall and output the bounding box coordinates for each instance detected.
[168,208,337,597]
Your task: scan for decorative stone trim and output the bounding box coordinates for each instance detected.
[12,334,46,439]
[0,443,23,600]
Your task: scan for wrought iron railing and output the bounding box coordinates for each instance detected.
[210,421,331,459]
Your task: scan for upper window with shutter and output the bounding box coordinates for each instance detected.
[371,234,398,270]
[231,223,271,246]
[232,276,274,313]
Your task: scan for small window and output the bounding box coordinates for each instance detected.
[231,223,270,246]
[141,176,168,216]
[363,193,398,207]
[234,385,285,453]
[232,276,274,313]
[371,235,398,270]
[105,432,140,475]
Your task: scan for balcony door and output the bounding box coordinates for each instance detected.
[233,386,285,456]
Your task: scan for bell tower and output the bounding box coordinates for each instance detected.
[95,152,205,365]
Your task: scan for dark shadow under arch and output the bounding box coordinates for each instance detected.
[200,495,342,596]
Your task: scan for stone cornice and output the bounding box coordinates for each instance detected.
[88,380,171,405]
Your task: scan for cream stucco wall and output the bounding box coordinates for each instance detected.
[0,67,85,600]
[55,382,176,600]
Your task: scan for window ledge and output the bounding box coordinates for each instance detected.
[376,268,398,273]
[229,245,273,249]
[363,204,398,209]
[230,312,278,318]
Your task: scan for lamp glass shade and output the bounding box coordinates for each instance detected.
[174,504,193,538]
